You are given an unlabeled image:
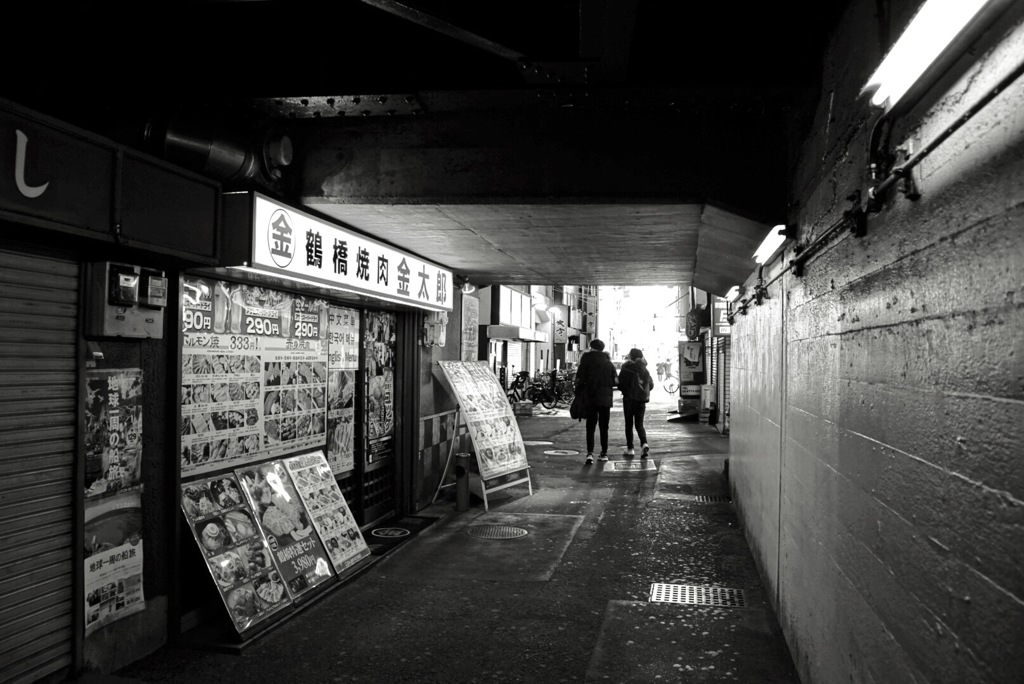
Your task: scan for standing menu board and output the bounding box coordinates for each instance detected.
[181,277,329,478]
[437,361,529,480]
[236,461,334,598]
[181,474,291,634]
[283,451,370,573]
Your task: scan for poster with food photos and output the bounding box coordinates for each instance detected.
[180,473,291,633]
[364,310,395,463]
[236,460,334,599]
[284,451,370,573]
[437,360,529,481]
[181,276,329,478]
[326,306,359,473]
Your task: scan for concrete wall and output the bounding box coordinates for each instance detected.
[730,2,1024,683]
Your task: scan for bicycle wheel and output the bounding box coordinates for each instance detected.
[540,388,558,409]
[663,377,679,394]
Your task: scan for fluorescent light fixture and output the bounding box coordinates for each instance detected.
[861,0,994,110]
[725,286,741,302]
[753,225,787,264]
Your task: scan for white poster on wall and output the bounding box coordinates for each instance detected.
[461,295,479,361]
[326,306,359,474]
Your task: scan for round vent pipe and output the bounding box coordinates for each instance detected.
[143,118,292,185]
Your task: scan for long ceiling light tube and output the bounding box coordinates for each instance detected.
[861,0,1006,111]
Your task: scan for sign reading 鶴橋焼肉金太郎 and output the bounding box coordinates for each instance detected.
[250,193,453,313]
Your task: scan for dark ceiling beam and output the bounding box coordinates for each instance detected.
[358,0,527,63]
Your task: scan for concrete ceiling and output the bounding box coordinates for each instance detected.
[4,1,846,295]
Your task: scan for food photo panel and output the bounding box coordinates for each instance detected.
[180,473,293,633]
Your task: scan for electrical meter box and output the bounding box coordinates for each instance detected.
[85,262,166,339]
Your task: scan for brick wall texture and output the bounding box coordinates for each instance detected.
[729,2,1024,682]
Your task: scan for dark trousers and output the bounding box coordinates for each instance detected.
[622,398,648,448]
[585,405,611,454]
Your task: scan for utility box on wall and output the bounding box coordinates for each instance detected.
[84,262,167,339]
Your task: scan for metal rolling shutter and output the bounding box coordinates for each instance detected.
[0,249,79,683]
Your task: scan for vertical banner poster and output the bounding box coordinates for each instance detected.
[437,361,529,481]
[236,461,334,598]
[181,277,329,478]
[461,295,479,362]
[678,341,705,383]
[283,451,371,573]
[181,474,291,633]
[364,311,395,464]
[84,491,145,635]
[326,306,359,474]
[84,368,143,497]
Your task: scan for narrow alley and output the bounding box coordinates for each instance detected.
[99,387,795,683]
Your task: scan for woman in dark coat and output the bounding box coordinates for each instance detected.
[617,347,653,458]
[574,339,618,464]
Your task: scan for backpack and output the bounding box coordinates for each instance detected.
[622,365,651,402]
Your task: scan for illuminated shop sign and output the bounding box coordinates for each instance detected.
[248,194,453,312]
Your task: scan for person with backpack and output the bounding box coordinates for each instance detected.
[617,347,654,458]
[574,339,618,465]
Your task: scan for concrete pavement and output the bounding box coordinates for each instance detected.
[94,388,799,683]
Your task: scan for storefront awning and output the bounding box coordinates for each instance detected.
[487,325,549,342]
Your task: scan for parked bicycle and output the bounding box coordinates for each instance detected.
[506,370,533,403]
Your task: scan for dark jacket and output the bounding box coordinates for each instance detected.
[618,358,653,402]
[574,350,617,409]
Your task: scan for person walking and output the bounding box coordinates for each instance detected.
[618,347,653,458]
[574,338,618,465]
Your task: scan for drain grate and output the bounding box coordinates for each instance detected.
[465,524,528,540]
[693,495,731,503]
[649,583,747,607]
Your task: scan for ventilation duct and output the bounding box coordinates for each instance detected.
[143,118,292,186]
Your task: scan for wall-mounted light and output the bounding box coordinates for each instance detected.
[861,0,1010,112]
[753,224,796,265]
[457,276,476,294]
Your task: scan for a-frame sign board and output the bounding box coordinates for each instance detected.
[433,361,532,510]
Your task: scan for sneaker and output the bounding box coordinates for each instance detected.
[598,453,608,461]
[624,447,635,457]
[641,444,650,458]
[585,454,594,465]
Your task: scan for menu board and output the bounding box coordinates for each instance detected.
[181,277,330,477]
[283,451,370,574]
[181,474,291,633]
[326,306,359,473]
[437,361,529,481]
[236,460,334,598]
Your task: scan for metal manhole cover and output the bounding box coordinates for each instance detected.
[523,440,554,445]
[544,449,579,455]
[649,583,747,607]
[694,495,732,503]
[465,524,529,540]
[371,527,411,538]
[608,460,657,471]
